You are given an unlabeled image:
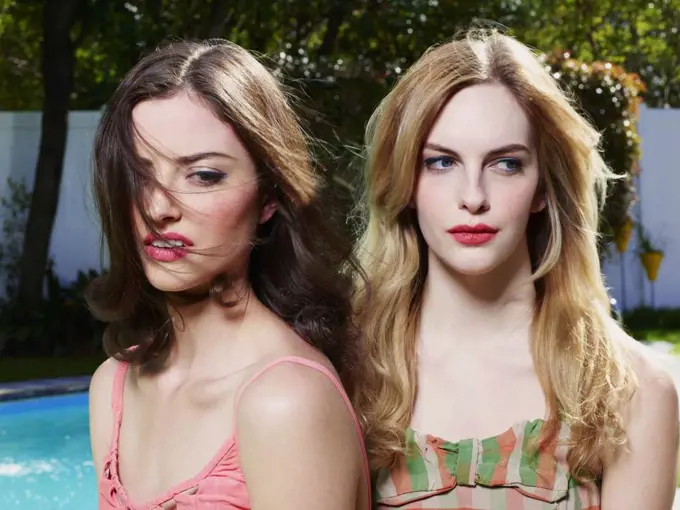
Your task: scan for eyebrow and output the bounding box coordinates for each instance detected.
[175,151,236,165]
[423,142,531,160]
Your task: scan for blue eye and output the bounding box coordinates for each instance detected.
[494,158,523,174]
[424,156,455,172]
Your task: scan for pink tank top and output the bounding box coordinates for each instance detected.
[98,356,371,509]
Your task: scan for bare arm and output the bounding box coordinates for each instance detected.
[601,340,679,509]
[236,363,364,510]
[88,358,118,482]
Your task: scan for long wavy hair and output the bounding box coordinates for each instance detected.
[353,29,636,480]
[87,39,358,385]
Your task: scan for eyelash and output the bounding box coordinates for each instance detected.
[423,156,524,175]
[494,157,524,174]
[424,156,455,173]
[188,168,227,186]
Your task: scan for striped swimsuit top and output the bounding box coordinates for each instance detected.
[374,419,600,509]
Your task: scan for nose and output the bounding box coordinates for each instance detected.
[458,170,489,214]
[145,184,181,225]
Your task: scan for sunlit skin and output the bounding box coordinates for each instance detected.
[131,89,275,295]
[410,83,678,510]
[89,88,368,510]
[415,83,545,282]
[411,82,548,442]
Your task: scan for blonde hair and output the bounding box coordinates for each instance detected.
[353,29,636,480]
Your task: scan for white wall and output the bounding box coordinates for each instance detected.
[0,111,103,293]
[602,105,680,310]
[0,107,677,309]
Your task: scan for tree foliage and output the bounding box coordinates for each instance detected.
[519,0,680,108]
[3,0,678,109]
[0,0,673,289]
[543,52,646,247]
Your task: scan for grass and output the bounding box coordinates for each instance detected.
[631,329,680,357]
[0,356,104,383]
[632,329,680,344]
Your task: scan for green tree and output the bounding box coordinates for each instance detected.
[0,0,41,109]
[0,0,674,308]
[16,0,86,308]
[518,0,680,107]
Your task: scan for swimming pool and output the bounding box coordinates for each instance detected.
[0,392,97,509]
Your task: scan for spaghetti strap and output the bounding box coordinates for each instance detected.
[99,356,372,509]
[234,356,347,414]
[110,361,129,449]
[234,355,372,505]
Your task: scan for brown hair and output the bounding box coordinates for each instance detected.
[353,29,635,480]
[87,39,358,385]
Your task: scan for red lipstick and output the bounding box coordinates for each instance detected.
[143,232,194,262]
[447,224,499,246]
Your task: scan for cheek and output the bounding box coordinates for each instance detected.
[414,176,460,238]
[494,183,539,227]
[415,177,448,216]
[187,189,260,235]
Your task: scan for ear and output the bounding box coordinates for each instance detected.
[531,193,546,214]
[259,198,277,224]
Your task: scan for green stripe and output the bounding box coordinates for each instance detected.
[572,485,583,510]
[520,420,541,487]
[456,438,474,484]
[478,434,502,484]
[404,428,430,491]
[443,438,459,480]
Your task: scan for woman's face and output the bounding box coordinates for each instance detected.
[131,89,275,293]
[414,83,544,276]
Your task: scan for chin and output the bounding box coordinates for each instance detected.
[146,277,197,294]
[437,251,503,277]
[450,263,499,277]
[143,266,207,294]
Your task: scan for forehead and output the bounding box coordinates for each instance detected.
[427,83,533,151]
[131,89,248,160]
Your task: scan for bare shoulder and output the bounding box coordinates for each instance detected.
[236,357,349,429]
[609,323,678,456]
[610,323,678,407]
[240,308,348,419]
[90,357,120,401]
[235,358,364,509]
[600,319,679,507]
[89,358,121,477]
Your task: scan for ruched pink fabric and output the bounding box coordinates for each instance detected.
[98,356,370,509]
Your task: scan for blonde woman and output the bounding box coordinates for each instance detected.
[353,30,678,509]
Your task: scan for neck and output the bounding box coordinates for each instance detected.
[164,279,257,368]
[419,241,536,347]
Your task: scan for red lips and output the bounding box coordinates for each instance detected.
[143,232,194,262]
[447,224,499,246]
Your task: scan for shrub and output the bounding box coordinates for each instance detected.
[542,51,646,252]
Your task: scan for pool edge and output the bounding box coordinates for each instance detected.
[0,376,91,402]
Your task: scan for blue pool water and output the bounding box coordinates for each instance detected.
[0,392,97,509]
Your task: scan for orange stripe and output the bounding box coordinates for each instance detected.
[428,435,455,488]
[490,427,517,485]
[391,457,414,495]
[535,428,559,489]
